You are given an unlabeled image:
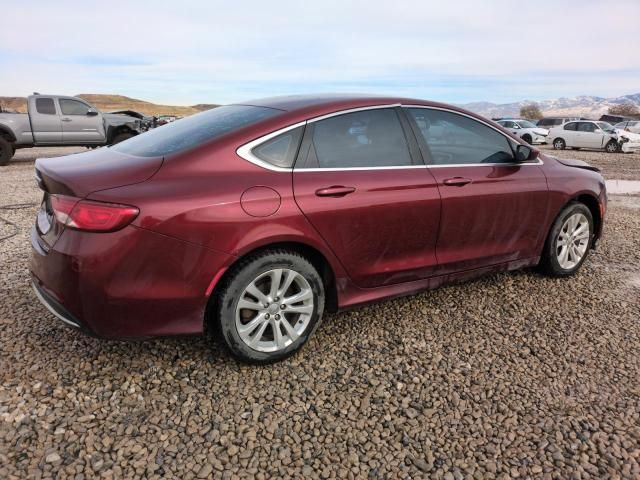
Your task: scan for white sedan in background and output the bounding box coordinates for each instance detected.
[496,119,549,144]
[548,120,640,153]
[614,120,640,134]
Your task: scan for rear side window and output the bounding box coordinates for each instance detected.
[35,98,56,115]
[407,108,514,165]
[564,122,577,131]
[112,105,281,157]
[578,122,596,132]
[252,126,303,168]
[60,99,90,115]
[303,108,413,168]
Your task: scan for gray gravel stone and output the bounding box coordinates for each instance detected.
[1,146,639,479]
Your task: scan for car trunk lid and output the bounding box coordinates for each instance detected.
[34,147,162,248]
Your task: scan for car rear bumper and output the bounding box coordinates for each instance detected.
[30,224,235,338]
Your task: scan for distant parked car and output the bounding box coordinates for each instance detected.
[157,115,180,126]
[496,119,548,144]
[613,120,640,134]
[536,117,582,129]
[599,114,637,125]
[548,120,623,153]
[109,110,156,131]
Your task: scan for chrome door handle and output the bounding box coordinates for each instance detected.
[443,177,472,187]
[61,117,72,122]
[315,186,356,197]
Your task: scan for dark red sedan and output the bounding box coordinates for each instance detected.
[31,95,606,363]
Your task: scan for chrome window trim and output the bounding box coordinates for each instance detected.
[403,105,544,167]
[236,120,307,172]
[236,103,543,172]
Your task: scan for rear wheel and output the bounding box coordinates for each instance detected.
[605,140,619,153]
[539,202,593,277]
[0,137,14,166]
[553,138,566,150]
[214,250,325,363]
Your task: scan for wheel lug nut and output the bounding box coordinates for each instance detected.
[264,313,270,319]
[280,304,286,310]
[275,314,280,320]
[263,303,269,308]
[274,297,279,302]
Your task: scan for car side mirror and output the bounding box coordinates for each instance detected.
[86,109,98,117]
[515,144,538,162]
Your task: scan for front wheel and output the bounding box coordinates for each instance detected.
[605,140,619,153]
[553,138,566,150]
[522,134,532,144]
[110,131,136,145]
[214,251,325,363]
[539,202,593,277]
[0,137,15,166]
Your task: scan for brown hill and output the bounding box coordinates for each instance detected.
[0,94,218,116]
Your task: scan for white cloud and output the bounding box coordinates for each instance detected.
[1,0,639,104]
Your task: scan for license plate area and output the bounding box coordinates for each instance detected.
[36,194,53,235]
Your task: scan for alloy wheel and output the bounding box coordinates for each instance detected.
[235,268,314,352]
[556,213,590,269]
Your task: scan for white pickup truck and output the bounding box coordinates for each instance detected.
[0,94,145,165]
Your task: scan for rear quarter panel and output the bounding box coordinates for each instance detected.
[0,113,33,145]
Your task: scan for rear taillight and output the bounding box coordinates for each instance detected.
[50,195,139,232]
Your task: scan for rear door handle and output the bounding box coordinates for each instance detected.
[61,117,72,122]
[443,177,472,187]
[315,186,356,197]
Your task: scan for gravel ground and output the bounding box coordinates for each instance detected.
[1,147,639,479]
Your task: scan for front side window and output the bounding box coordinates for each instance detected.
[60,99,90,116]
[597,122,614,133]
[517,120,537,128]
[407,108,514,165]
[304,108,413,168]
[252,126,303,168]
[35,98,56,115]
[113,105,281,157]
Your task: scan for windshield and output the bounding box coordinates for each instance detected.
[112,105,281,157]
[597,122,615,133]
[517,120,537,128]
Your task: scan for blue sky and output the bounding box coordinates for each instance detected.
[1,0,639,106]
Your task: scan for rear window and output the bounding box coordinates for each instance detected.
[35,98,56,115]
[112,105,281,157]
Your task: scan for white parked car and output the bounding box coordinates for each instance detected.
[613,120,640,134]
[548,120,640,153]
[496,119,548,144]
[536,117,581,130]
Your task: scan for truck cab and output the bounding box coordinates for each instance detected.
[0,94,144,165]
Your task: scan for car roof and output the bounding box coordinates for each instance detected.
[231,93,467,118]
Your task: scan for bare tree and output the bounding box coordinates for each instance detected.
[608,103,640,117]
[520,103,543,120]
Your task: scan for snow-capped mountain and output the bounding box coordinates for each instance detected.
[461,93,640,119]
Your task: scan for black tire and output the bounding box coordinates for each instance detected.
[110,131,135,145]
[570,147,581,150]
[553,138,566,150]
[214,250,325,363]
[0,136,14,166]
[522,134,532,144]
[605,140,619,153]
[539,202,593,277]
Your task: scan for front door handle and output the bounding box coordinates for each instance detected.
[443,177,472,187]
[61,117,72,122]
[315,186,356,197]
